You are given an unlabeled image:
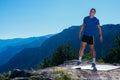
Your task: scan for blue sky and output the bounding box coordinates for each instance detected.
[0,0,120,39]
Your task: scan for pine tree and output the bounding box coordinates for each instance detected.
[103,33,120,63]
[38,43,79,69]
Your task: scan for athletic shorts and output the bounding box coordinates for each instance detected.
[82,35,94,45]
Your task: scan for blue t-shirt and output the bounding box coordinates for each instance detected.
[83,16,99,36]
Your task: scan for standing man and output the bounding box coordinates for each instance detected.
[77,8,103,67]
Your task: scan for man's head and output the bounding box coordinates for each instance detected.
[89,8,96,17]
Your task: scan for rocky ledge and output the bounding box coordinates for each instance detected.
[0,60,120,80]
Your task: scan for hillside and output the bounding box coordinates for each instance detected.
[38,24,120,59]
[0,60,120,80]
[0,24,120,73]
[0,35,52,66]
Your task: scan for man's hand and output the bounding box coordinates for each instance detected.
[100,36,103,43]
[78,33,81,39]
[78,23,85,39]
[97,25,103,43]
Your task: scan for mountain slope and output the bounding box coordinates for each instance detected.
[0,24,120,73]
[0,35,52,66]
[39,24,120,58]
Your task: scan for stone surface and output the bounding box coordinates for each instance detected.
[1,60,120,80]
[72,64,120,71]
[10,69,31,78]
[40,60,120,80]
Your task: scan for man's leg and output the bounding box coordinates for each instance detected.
[78,42,87,63]
[89,45,96,67]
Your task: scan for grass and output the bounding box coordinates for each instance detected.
[52,67,80,80]
[0,75,6,80]
[97,59,105,63]
[30,75,44,80]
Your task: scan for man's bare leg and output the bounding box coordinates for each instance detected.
[89,45,96,58]
[78,42,87,63]
[89,44,96,67]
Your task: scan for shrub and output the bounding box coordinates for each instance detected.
[103,33,120,63]
[53,68,72,80]
[38,43,79,69]
[30,75,44,80]
[97,59,104,63]
[0,75,5,80]
[83,53,92,61]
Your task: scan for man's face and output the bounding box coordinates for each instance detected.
[90,10,96,16]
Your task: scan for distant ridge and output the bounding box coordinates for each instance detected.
[0,34,52,66]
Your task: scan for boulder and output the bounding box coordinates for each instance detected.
[10,69,31,78]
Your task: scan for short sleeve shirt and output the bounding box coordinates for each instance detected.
[83,16,99,36]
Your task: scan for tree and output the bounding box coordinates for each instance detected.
[38,43,79,69]
[51,43,74,66]
[115,33,120,48]
[51,45,66,66]
[38,56,51,69]
[103,33,120,63]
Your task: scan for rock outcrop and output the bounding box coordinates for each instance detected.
[0,60,120,80]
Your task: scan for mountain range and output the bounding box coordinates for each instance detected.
[0,35,52,66]
[0,24,120,73]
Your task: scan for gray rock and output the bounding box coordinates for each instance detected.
[10,69,31,78]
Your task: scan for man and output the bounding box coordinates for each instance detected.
[77,8,103,67]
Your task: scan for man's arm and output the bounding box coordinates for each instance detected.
[78,23,85,39]
[97,24,103,42]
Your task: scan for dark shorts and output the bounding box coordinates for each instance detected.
[82,35,94,45]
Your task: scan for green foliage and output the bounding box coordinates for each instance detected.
[30,75,44,80]
[61,72,72,80]
[115,33,120,47]
[38,43,102,69]
[97,59,104,63]
[103,48,120,63]
[51,43,76,66]
[0,72,10,80]
[38,56,52,69]
[4,71,11,79]
[53,68,72,80]
[83,53,92,61]
[38,43,79,69]
[53,68,80,80]
[0,75,6,80]
[51,45,67,66]
[103,34,120,63]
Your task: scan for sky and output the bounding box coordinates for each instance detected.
[0,0,120,39]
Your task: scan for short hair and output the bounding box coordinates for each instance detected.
[90,8,96,13]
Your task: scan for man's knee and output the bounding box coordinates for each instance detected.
[89,45,95,51]
[81,42,86,49]
[81,45,85,50]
